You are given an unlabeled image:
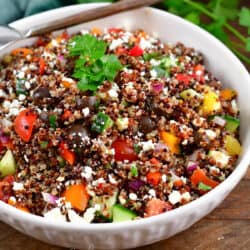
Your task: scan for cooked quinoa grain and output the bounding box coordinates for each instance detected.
[0,28,241,223]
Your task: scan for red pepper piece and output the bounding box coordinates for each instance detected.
[59,142,75,165]
[146,172,162,186]
[14,109,37,142]
[176,73,193,85]
[128,45,144,57]
[39,58,46,75]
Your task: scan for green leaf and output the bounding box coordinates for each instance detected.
[143,52,161,61]
[208,0,240,20]
[101,55,123,81]
[185,12,201,25]
[49,115,57,130]
[198,182,212,191]
[16,78,27,96]
[68,34,107,62]
[246,37,250,52]
[130,164,138,177]
[204,18,229,45]
[239,7,250,28]
[77,76,99,91]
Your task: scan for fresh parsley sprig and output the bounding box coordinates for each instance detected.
[68,34,122,91]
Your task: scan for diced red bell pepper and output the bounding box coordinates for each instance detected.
[128,46,144,57]
[112,139,138,162]
[39,58,46,75]
[176,74,193,85]
[14,109,37,142]
[59,142,75,165]
[108,28,123,33]
[61,110,72,120]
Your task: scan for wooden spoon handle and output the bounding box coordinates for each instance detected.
[26,0,162,37]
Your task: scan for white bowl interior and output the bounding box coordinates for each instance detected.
[0,3,248,249]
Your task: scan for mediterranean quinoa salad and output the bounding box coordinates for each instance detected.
[0,28,241,223]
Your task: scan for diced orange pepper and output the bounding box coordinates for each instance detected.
[59,142,75,165]
[11,48,33,57]
[220,89,237,101]
[150,158,161,167]
[62,80,73,88]
[61,110,72,120]
[63,183,89,212]
[91,27,102,35]
[191,168,219,188]
[173,179,183,188]
[146,172,161,186]
[39,58,46,75]
[160,131,180,154]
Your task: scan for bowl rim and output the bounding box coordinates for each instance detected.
[1,3,250,231]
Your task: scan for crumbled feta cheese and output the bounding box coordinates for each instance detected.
[140,140,155,152]
[83,207,97,223]
[168,190,181,205]
[82,107,90,117]
[17,71,25,79]
[139,37,152,50]
[205,129,217,140]
[92,177,105,186]
[81,166,93,181]
[148,189,156,197]
[0,89,7,97]
[68,209,87,224]
[210,166,220,174]
[109,38,123,51]
[181,192,191,202]
[231,100,239,113]
[116,117,129,131]
[24,81,31,89]
[18,94,26,101]
[119,195,126,205]
[209,150,230,168]
[150,69,157,78]
[129,193,137,201]
[13,182,24,191]
[51,39,59,47]
[161,174,167,182]
[44,208,66,222]
[108,174,117,184]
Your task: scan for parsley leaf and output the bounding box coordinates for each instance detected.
[68,34,107,62]
[246,37,250,52]
[239,7,250,28]
[68,34,122,92]
[198,182,212,191]
[208,0,240,21]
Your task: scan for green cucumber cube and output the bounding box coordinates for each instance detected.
[0,150,16,177]
[112,204,137,222]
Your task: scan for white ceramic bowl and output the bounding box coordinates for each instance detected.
[0,3,250,250]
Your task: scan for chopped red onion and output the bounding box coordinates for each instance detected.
[151,82,164,93]
[0,134,10,144]
[187,161,198,171]
[128,180,144,191]
[213,116,226,126]
[42,192,58,205]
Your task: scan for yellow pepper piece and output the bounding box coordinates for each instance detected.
[200,89,221,115]
[224,135,241,156]
[160,131,180,154]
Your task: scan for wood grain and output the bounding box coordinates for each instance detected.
[0,168,249,250]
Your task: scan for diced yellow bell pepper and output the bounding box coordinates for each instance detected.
[200,88,221,115]
[224,135,241,156]
[160,131,180,154]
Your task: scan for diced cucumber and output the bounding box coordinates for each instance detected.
[208,150,230,168]
[0,150,16,177]
[91,112,113,134]
[92,190,118,219]
[223,115,240,133]
[112,204,137,223]
[180,89,201,100]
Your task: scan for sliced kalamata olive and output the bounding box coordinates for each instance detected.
[67,124,90,147]
[33,87,51,101]
[139,116,156,133]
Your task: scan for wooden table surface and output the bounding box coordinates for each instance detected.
[0,167,249,250]
[1,1,250,249]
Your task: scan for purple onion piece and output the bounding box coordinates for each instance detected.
[187,161,198,172]
[151,82,164,93]
[42,192,58,205]
[128,180,145,191]
[0,135,10,144]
